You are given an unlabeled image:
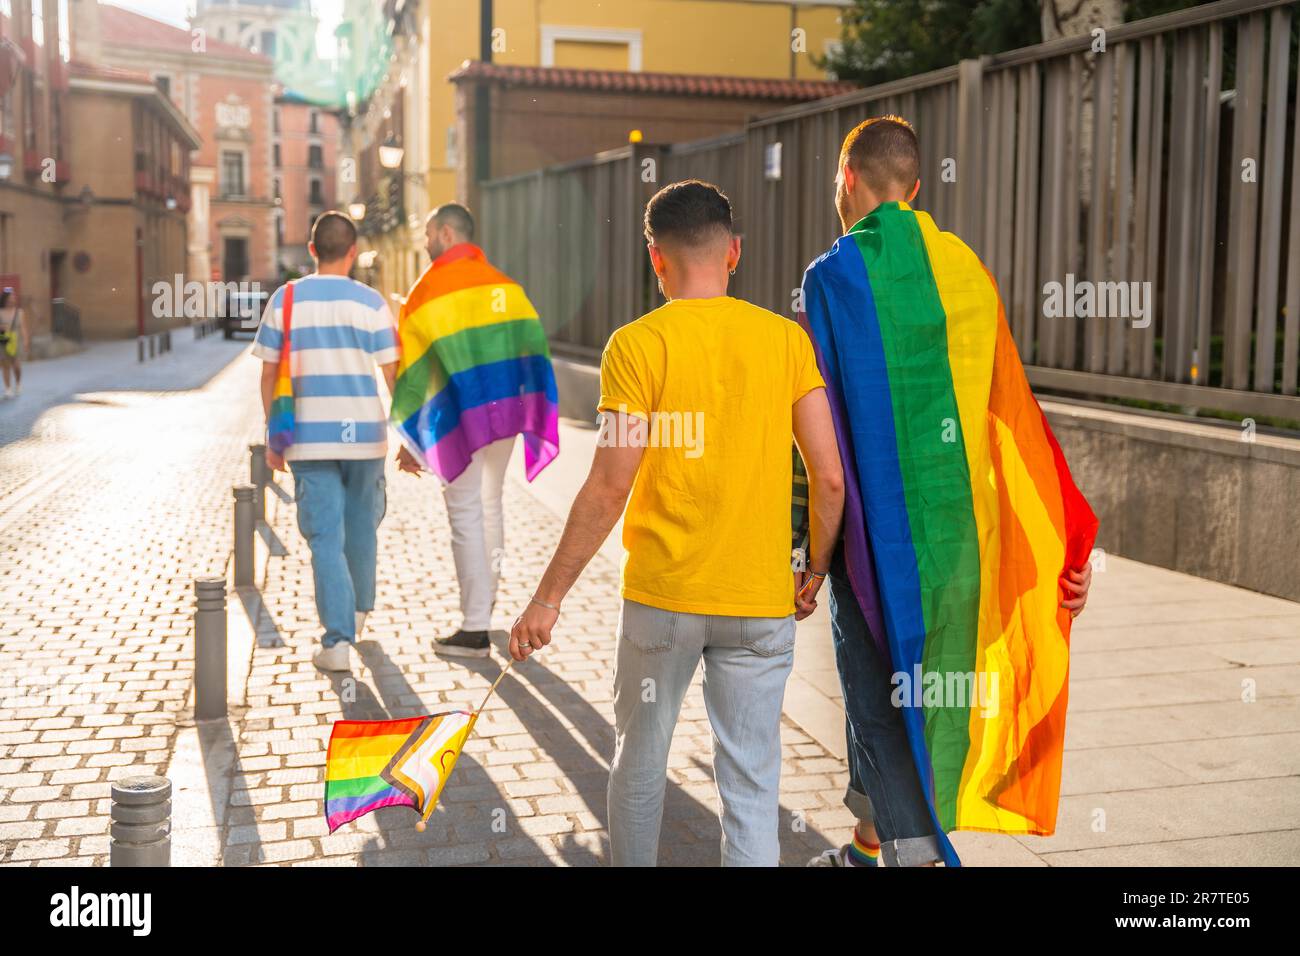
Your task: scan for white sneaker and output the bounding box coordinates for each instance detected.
[313,642,352,672]
[12,381,19,396]
[355,611,368,638]
[2,385,11,399]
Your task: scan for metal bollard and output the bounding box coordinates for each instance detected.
[137,336,145,362]
[110,776,171,867]
[233,484,255,588]
[194,576,227,720]
[248,443,267,522]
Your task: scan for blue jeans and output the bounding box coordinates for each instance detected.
[828,546,943,866]
[608,599,795,866]
[289,458,386,648]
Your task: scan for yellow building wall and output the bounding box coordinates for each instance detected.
[419,0,846,209]
[553,40,631,72]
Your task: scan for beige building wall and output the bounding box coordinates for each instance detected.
[62,82,192,338]
[0,191,67,353]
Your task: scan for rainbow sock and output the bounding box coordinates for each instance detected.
[846,827,880,867]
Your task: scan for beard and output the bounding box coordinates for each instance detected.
[834,181,853,234]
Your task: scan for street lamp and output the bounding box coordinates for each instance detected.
[378,135,404,170]
[348,201,366,221]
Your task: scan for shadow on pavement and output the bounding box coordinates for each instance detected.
[185,715,266,867]
[255,521,289,558]
[318,640,548,866]
[446,637,835,866]
[235,586,284,649]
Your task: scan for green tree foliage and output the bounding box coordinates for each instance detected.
[821,0,1214,85]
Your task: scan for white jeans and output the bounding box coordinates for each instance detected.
[440,436,515,632]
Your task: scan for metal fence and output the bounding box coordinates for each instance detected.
[481,0,1300,421]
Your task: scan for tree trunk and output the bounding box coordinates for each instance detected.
[1042,0,1124,41]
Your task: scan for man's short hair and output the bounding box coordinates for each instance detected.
[429,203,475,240]
[311,211,358,263]
[839,115,920,196]
[643,180,734,248]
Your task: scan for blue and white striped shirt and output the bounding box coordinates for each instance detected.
[252,275,400,461]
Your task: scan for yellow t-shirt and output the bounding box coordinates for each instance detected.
[598,295,826,617]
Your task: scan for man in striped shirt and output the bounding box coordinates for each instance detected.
[254,212,401,672]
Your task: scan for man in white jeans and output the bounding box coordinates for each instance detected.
[510,181,844,865]
[396,203,559,656]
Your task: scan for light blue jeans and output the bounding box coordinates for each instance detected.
[608,599,796,866]
[289,458,386,648]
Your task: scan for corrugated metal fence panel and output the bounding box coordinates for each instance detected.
[478,0,1300,418]
[1253,5,1293,392]
[1224,12,1266,391]
[1285,19,1300,396]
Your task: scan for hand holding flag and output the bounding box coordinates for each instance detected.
[509,598,558,661]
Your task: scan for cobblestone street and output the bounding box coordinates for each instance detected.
[0,337,265,864]
[0,340,849,866]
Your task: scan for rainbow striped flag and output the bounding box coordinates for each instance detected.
[800,201,1098,867]
[391,243,558,482]
[324,712,476,832]
[266,282,296,454]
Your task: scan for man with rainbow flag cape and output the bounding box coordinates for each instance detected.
[797,116,1098,868]
[391,204,559,658]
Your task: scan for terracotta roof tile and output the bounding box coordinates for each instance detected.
[69,60,153,84]
[448,60,855,101]
[100,4,270,63]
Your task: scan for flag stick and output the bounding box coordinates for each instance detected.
[474,657,516,715]
[413,658,517,832]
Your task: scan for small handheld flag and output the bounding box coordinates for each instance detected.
[324,661,514,832]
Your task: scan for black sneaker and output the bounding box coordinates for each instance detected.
[434,629,491,658]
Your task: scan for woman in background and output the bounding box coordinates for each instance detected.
[0,288,26,399]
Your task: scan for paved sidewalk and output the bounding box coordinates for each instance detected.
[784,514,1300,865]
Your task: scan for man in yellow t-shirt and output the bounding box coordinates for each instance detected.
[510,180,845,866]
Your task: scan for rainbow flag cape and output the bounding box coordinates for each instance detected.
[266,282,296,454]
[324,711,476,832]
[391,243,559,482]
[799,201,1098,867]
